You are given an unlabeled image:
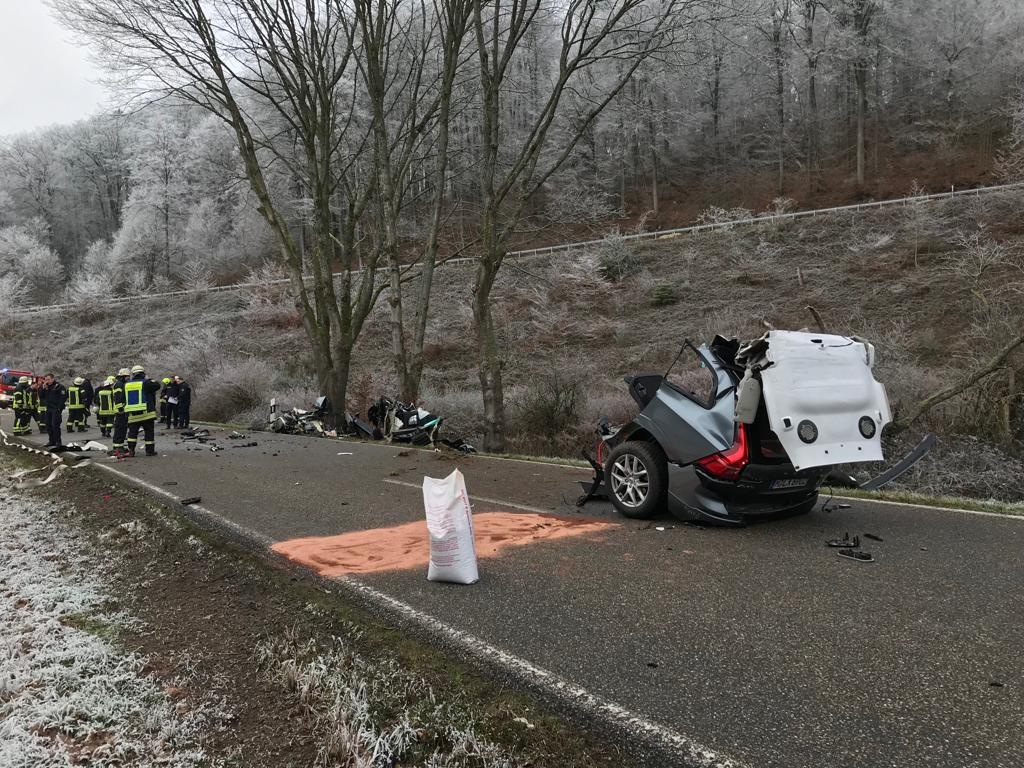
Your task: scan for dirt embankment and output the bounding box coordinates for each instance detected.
[4,188,1023,501]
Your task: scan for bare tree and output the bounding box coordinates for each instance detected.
[54,0,381,418]
[842,0,877,189]
[468,0,690,450]
[348,0,474,402]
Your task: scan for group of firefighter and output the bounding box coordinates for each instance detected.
[9,368,192,458]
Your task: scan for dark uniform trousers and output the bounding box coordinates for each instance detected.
[45,408,63,446]
[127,416,157,456]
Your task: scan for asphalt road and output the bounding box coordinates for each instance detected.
[4,412,1022,768]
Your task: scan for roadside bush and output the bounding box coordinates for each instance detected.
[597,232,642,282]
[512,373,587,442]
[650,281,679,306]
[192,357,274,423]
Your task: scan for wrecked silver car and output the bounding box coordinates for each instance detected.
[591,331,893,525]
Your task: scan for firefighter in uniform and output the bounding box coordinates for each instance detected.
[176,376,192,428]
[81,377,94,428]
[33,378,47,433]
[111,368,130,457]
[67,376,88,432]
[12,376,33,436]
[40,374,67,448]
[95,376,116,438]
[124,365,161,457]
[159,377,171,421]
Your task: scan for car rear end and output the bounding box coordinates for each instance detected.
[681,331,890,523]
[688,409,827,523]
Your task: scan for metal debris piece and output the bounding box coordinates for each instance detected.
[837,548,874,562]
[826,533,860,548]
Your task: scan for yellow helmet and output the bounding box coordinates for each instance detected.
[117,368,131,377]
[73,376,84,385]
[131,365,145,375]
[18,376,29,384]
[162,377,171,384]
[105,375,116,385]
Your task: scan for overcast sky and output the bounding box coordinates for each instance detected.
[0,1,109,137]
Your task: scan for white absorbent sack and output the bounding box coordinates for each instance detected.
[422,469,479,584]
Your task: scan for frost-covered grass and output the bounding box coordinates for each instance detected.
[256,624,530,768]
[0,482,213,767]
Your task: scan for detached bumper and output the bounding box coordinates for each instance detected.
[667,464,819,525]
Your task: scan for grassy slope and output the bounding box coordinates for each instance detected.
[5,189,1023,500]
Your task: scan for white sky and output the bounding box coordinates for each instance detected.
[0,1,109,136]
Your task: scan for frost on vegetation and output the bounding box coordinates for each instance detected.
[255,631,522,768]
[0,485,211,767]
[696,205,754,228]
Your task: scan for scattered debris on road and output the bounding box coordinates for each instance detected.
[826,533,860,548]
[837,548,875,562]
[180,497,202,506]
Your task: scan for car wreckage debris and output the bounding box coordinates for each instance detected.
[575,330,935,525]
[180,497,201,506]
[837,548,874,562]
[826,533,861,548]
[265,394,476,454]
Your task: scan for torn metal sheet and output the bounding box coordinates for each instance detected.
[750,331,891,472]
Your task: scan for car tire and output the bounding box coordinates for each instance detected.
[606,441,667,519]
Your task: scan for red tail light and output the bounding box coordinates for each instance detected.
[695,424,749,481]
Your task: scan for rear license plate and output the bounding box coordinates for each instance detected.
[771,478,809,490]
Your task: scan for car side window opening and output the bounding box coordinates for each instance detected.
[664,343,718,409]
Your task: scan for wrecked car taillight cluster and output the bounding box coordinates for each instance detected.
[695,423,750,481]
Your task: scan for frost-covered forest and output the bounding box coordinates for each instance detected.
[3,0,1024,449]
[1,0,1022,303]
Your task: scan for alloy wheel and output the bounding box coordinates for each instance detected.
[610,453,650,508]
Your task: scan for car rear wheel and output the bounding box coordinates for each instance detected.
[606,441,667,519]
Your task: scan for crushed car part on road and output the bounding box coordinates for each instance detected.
[579,330,924,525]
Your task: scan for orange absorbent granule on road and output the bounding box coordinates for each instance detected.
[271,512,616,576]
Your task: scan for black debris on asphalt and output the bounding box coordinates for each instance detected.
[838,548,874,562]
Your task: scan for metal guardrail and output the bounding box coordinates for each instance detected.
[12,180,1024,317]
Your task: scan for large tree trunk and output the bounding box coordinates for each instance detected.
[472,239,505,452]
[803,1,818,185]
[855,63,867,189]
[772,4,787,195]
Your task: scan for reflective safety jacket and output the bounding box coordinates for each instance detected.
[12,385,30,410]
[67,385,85,410]
[96,385,116,416]
[111,378,127,415]
[124,376,161,423]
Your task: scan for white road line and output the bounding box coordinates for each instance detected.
[382,477,562,515]
[834,494,1024,521]
[83,457,743,767]
[334,575,746,768]
[94,462,276,547]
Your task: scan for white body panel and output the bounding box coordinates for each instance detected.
[758,331,891,471]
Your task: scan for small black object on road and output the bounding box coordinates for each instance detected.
[837,548,874,562]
